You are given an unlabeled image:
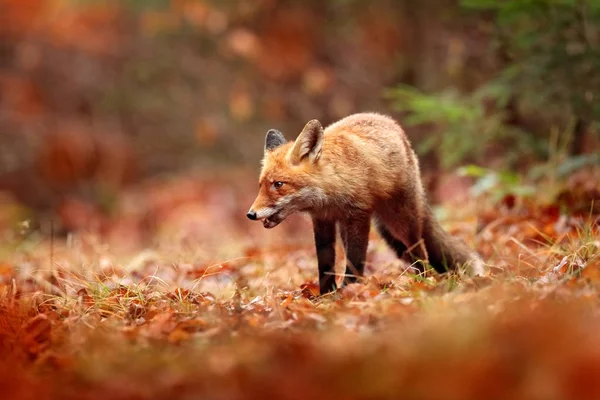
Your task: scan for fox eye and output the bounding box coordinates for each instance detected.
[273,181,284,189]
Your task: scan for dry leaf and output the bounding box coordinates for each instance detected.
[21,314,52,356]
[168,328,190,344]
[300,282,320,300]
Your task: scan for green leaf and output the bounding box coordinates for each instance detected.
[457,165,490,178]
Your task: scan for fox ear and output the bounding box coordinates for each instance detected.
[265,129,287,152]
[290,119,323,164]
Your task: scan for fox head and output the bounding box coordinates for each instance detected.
[247,119,326,228]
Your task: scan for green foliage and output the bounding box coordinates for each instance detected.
[458,150,600,201]
[386,83,528,168]
[462,0,600,122]
[457,165,536,201]
[388,0,600,169]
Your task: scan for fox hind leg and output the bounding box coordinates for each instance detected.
[375,217,426,273]
[375,195,429,272]
[375,218,408,259]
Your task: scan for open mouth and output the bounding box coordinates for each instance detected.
[262,213,283,229]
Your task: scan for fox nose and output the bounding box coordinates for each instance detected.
[247,210,257,220]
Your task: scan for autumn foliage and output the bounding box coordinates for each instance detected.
[0,163,598,399]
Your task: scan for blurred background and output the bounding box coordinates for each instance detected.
[0,0,599,254]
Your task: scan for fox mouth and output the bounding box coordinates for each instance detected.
[262,212,284,229]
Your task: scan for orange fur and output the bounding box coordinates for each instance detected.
[248,113,486,294]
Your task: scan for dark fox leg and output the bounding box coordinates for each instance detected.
[375,216,429,273]
[340,212,371,286]
[375,218,408,259]
[377,192,484,275]
[312,217,337,294]
[421,204,484,274]
[374,190,430,273]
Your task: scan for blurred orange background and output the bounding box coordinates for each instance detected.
[0,0,598,252]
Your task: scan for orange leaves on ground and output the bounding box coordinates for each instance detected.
[76,288,94,309]
[186,263,235,280]
[0,263,15,285]
[167,326,190,344]
[243,246,263,260]
[166,288,215,306]
[279,293,293,308]
[127,300,146,321]
[20,314,52,358]
[168,318,210,344]
[340,280,382,302]
[0,167,598,399]
[175,318,208,333]
[477,195,593,262]
[561,170,600,215]
[299,282,320,300]
[581,260,600,285]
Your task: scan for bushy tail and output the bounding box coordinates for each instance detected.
[422,205,486,276]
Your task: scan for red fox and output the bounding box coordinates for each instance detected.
[247,113,486,294]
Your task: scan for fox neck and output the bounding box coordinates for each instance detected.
[305,194,370,221]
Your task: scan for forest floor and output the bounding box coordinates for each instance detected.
[0,168,599,400]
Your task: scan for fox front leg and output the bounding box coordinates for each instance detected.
[340,212,371,286]
[312,218,337,295]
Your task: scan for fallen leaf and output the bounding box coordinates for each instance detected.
[168,328,190,344]
[300,282,320,300]
[21,314,52,356]
[582,261,600,284]
[77,288,94,308]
